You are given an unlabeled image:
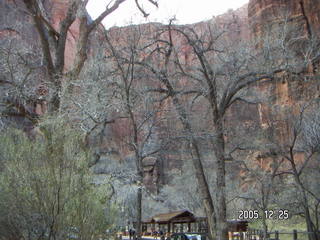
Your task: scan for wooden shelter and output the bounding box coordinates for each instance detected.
[142,210,248,236]
[143,210,197,233]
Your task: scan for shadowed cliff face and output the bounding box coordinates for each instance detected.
[0,0,104,70]
[0,0,105,121]
[0,0,76,68]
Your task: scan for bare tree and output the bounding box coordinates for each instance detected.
[166,14,320,239]
[128,13,320,240]
[274,103,320,240]
[0,33,43,126]
[233,152,285,238]
[1,0,158,121]
[119,21,218,240]
[104,25,168,239]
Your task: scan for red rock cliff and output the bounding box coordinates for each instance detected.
[1,0,320,192]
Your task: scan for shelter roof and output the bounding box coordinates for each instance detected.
[151,210,195,223]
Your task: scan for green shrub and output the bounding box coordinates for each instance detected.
[0,116,118,240]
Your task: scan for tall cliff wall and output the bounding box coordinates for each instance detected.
[1,0,320,197]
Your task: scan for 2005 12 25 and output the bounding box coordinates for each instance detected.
[238,210,289,220]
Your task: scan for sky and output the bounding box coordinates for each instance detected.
[87,0,249,29]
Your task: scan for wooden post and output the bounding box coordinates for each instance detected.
[293,230,297,240]
[188,222,191,232]
[275,231,279,240]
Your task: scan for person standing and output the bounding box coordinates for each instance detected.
[132,228,136,240]
[159,230,165,240]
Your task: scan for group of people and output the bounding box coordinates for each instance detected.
[128,228,165,240]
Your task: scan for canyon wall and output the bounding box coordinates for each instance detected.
[248,0,320,38]
[1,0,320,202]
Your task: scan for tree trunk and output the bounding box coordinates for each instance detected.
[212,125,227,240]
[190,140,216,240]
[261,213,268,240]
[291,159,318,240]
[303,197,318,240]
[48,85,61,113]
[136,185,142,240]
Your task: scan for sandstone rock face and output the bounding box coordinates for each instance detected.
[0,0,104,70]
[1,0,320,196]
[98,5,255,193]
[248,0,320,38]
[247,0,320,142]
[50,0,80,70]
